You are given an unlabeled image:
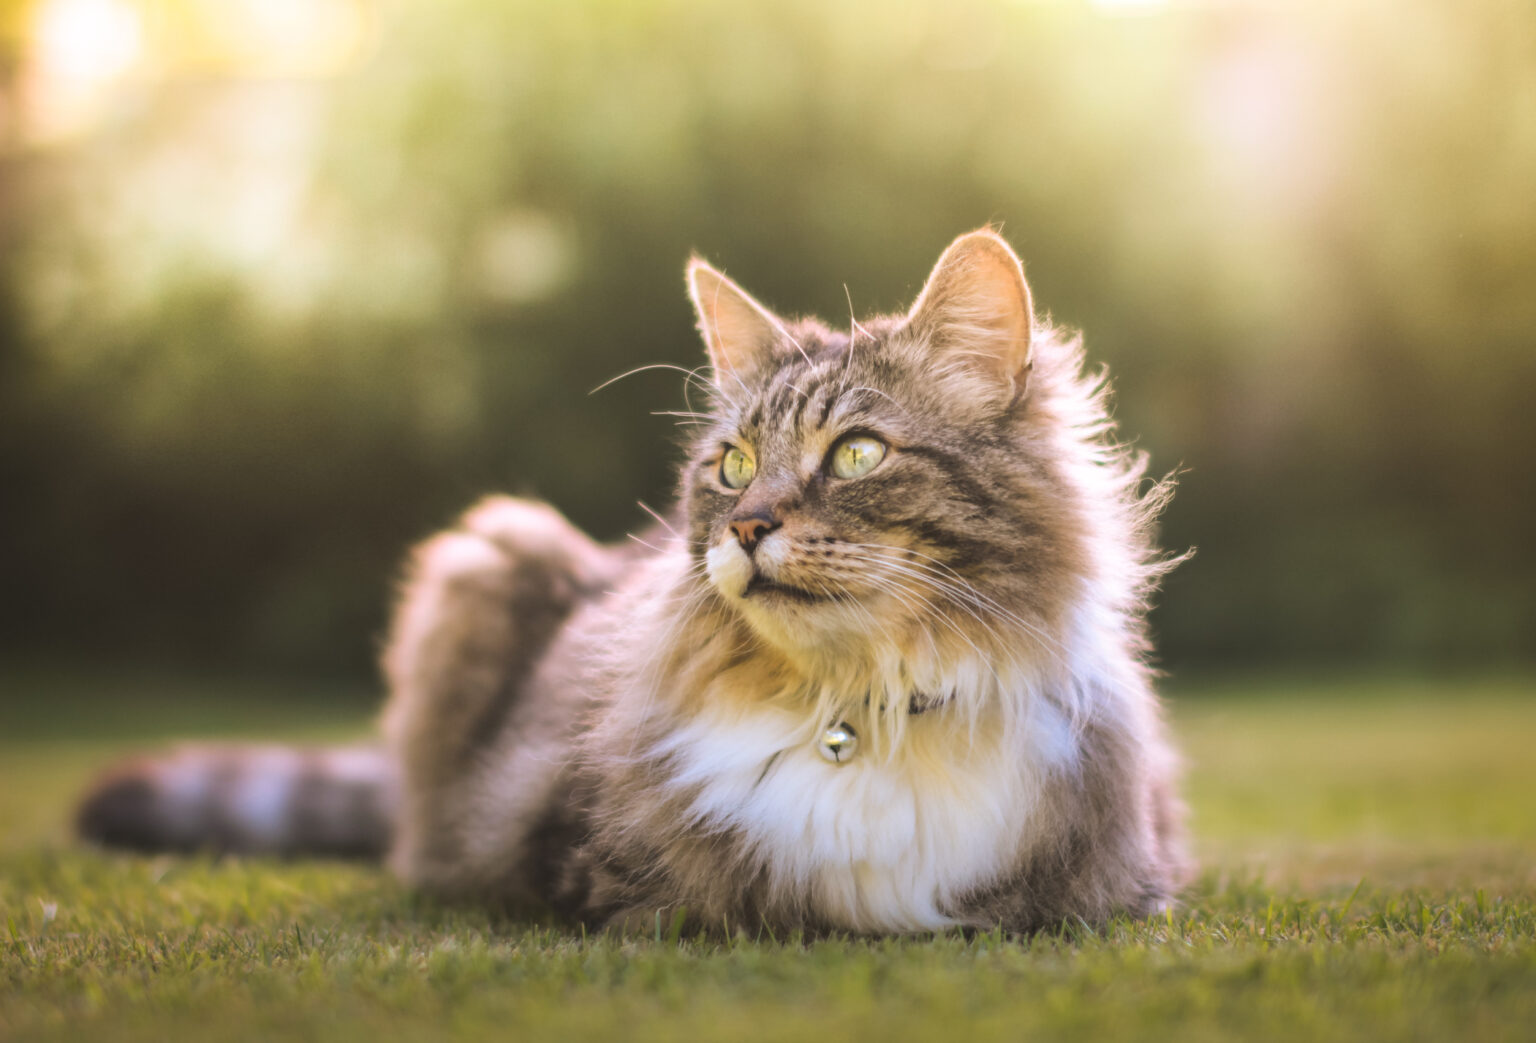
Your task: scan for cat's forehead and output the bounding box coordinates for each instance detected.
[713,323,914,447]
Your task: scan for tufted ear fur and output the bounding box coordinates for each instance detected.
[906,229,1035,405]
[687,257,791,386]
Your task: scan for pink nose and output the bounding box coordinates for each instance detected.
[729,514,779,553]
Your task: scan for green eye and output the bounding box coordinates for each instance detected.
[720,446,755,489]
[830,435,887,479]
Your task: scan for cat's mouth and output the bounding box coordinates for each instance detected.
[742,574,832,604]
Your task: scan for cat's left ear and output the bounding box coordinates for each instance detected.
[906,229,1035,405]
[687,257,790,386]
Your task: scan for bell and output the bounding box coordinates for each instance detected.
[817,722,859,764]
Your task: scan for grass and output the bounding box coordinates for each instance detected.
[2,668,1534,1042]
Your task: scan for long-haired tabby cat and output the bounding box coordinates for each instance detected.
[78,229,1186,935]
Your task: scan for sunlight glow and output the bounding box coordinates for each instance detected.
[1201,30,1333,217]
[163,0,372,78]
[1088,0,1169,14]
[21,0,372,143]
[24,0,144,142]
[34,0,143,81]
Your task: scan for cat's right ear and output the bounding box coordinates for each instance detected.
[905,229,1035,408]
[687,257,787,386]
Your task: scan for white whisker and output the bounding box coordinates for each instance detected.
[636,501,682,540]
[590,362,702,396]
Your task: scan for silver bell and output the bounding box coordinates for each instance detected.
[817,722,859,764]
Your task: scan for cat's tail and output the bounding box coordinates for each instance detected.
[75,745,396,859]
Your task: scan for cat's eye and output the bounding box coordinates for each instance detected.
[720,446,755,489]
[829,435,887,480]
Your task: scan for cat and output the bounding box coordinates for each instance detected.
[77,229,1187,936]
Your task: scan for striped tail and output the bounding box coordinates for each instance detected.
[76,745,397,859]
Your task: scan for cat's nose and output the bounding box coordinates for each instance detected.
[729,512,781,554]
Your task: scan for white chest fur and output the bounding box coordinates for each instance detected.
[651,694,1079,933]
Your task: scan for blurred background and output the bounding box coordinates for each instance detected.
[0,0,1532,685]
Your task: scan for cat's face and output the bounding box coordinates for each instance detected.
[681,231,1087,661]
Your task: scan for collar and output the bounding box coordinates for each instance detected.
[907,690,951,716]
[859,691,951,716]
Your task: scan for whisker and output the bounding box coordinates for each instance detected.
[851,568,1006,693]
[832,543,1089,690]
[843,283,873,345]
[846,386,912,419]
[626,533,672,555]
[636,501,682,540]
[781,325,812,368]
[590,362,703,396]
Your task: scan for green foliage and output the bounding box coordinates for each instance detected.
[2,672,1534,1041]
[1,0,1533,673]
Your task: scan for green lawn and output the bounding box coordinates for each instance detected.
[2,670,1533,1042]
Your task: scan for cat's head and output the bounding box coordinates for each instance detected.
[679,229,1141,673]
